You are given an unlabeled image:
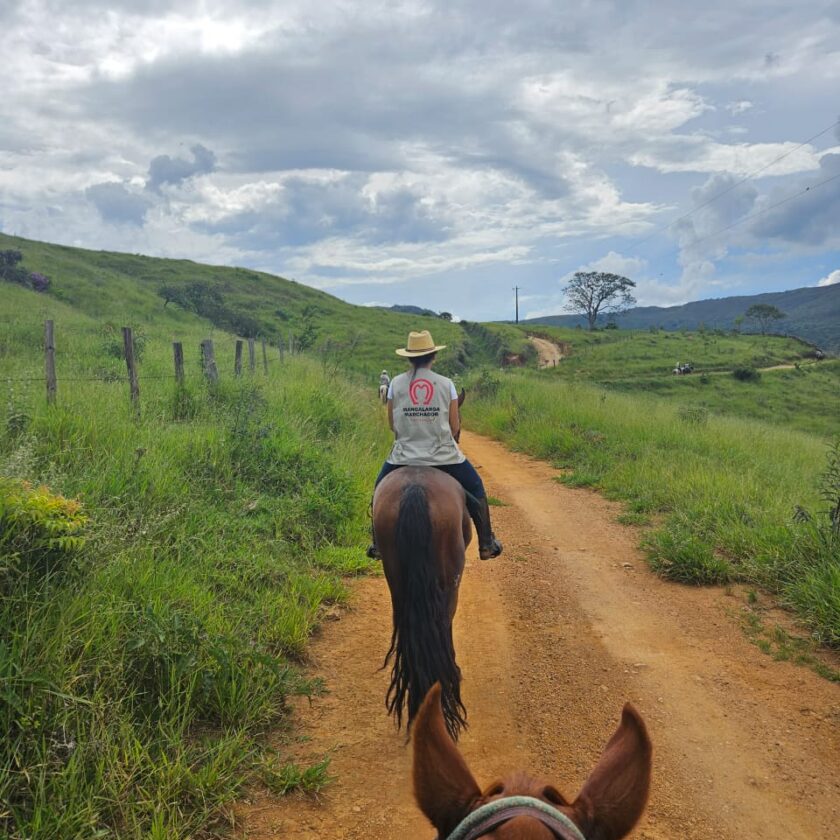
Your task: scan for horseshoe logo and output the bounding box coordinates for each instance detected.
[409,378,434,406]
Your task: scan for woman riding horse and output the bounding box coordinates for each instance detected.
[368,330,502,561]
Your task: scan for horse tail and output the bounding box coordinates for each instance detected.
[384,483,466,740]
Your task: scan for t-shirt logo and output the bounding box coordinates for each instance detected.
[409,378,435,406]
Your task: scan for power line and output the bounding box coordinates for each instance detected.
[631,117,840,251]
[686,169,840,250]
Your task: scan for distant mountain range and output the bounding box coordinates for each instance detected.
[521,284,840,352]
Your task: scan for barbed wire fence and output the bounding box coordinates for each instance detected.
[1,320,304,417]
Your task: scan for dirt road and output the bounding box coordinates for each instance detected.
[238,431,840,839]
[530,337,563,368]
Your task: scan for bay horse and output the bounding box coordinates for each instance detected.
[374,466,471,741]
[413,684,652,839]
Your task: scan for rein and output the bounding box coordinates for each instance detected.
[444,796,587,840]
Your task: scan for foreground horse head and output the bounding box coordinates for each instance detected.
[374,468,472,740]
[413,684,651,840]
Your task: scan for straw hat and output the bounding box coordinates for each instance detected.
[395,329,447,358]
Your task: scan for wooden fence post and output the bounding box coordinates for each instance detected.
[235,340,243,376]
[201,339,219,382]
[247,338,256,373]
[261,338,268,374]
[44,320,56,404]
[122,327,140,412]
[173,342,184,384]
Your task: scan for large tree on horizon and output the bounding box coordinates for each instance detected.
[744,303,786,335]
[562,271,637,330]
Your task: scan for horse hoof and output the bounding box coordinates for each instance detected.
[479,539,503,560]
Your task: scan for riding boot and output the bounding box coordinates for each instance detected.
[466,493,503,560]
[366,538,380,560]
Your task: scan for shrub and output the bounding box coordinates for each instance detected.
[0,479,87,588]
[732,366,761,382]
[29,272,50,292]
[473,369,501,397]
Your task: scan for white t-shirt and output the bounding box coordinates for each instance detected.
[386,369,464,466]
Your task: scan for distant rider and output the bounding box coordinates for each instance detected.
[367,330,503,561]
[378,369,390,402]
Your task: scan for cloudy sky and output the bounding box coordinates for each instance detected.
[2,0,839,320]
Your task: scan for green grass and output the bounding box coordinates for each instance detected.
[259,754,334,796]
[527,324,814,380]
[474,323,838,437]
[602,360,840,438]
[0,285,392,838]
[463,369,840,647]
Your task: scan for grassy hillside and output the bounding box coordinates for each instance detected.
[603,360,840,439]
[481,324,839,437]
[0,280,393,837]
[0,233,474,378]
[522,283,840,352]
[464,369,840,650]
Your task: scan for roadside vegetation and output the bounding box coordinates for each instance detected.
[0,286,390,837]
[481,323,837,437]
[464,369,840,649]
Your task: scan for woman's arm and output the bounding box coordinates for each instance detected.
[388,399,395,432]
[448,399,460,440]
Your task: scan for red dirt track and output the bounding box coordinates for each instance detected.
[238,431,840,839]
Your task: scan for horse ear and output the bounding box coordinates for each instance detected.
[570,703,652,840]
[458,388,466,407]
[413,683,481,837]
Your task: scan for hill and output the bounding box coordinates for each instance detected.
[522,283,840,352]
[0,233,475,376]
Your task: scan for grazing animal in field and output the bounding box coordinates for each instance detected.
[413,683,652,840]
[374,467,472,740]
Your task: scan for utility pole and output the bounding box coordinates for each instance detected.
[513,286,520,324]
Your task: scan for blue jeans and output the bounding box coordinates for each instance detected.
[375,460,486,499]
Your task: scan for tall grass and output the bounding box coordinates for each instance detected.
[464,370,840,646]
[1,318,390,838]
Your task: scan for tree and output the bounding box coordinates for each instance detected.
[744,304,786,335]
[562,271,636,331]
[0,249,30,286]
[438,311,453,321]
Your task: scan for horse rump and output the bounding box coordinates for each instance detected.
[384,482,466,740]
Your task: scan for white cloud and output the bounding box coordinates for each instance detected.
[585,251,647,278]
[726,100,754,115]
[2,0,840,314]
[817,269,840,287]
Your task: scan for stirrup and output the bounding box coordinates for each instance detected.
[479,536,503,560]
[366,543,380,560]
